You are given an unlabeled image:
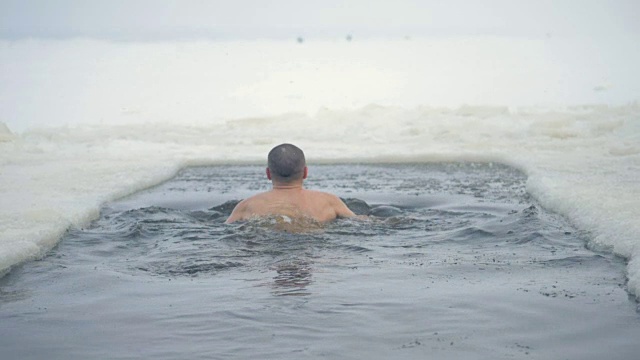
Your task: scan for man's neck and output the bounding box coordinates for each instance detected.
[272,182,304,190]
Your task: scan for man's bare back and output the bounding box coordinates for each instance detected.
[225,144,356,224]
[226,187,355,223]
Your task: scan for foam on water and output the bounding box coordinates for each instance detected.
[1,38,639,297]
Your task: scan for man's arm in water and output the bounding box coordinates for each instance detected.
[225,199,250,224]
[330,194,358,219]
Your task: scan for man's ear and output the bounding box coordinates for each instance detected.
[266,167,272,180]
[303,166,308,180]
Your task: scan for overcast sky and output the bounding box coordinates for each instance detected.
[1,0,638,40]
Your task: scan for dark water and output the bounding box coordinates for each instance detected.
[1,163,639,359]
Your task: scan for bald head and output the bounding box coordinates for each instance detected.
[268,144,306,183]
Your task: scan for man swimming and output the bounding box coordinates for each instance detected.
[225,143,356,223]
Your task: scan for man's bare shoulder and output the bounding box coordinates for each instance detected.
[225,192,272,223]
[303,189,356,218]
[241,191,273,202]
[303,189,341,200]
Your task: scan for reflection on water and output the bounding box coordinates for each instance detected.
[0,163,638,360]
[271,259,313,296]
